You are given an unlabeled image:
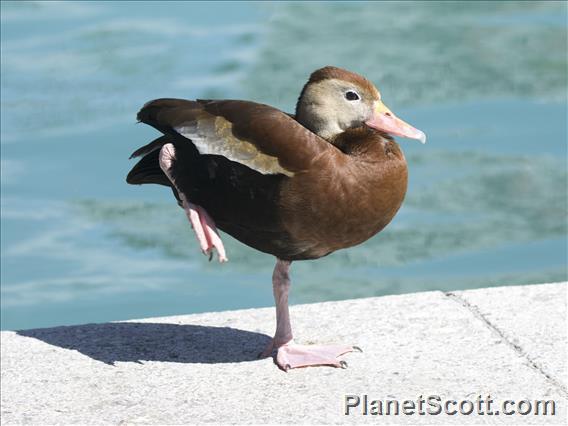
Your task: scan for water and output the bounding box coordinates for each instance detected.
[1,1,566,330]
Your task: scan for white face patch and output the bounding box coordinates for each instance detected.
[175,115,294,177]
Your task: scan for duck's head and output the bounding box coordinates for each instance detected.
[295,66,426,144]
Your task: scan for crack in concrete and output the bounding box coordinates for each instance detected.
[445,291,568,398]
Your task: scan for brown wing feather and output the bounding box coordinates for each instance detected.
[136,98,334,176]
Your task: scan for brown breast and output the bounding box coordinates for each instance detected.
[279,129,408,260]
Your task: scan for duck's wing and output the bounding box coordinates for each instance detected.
[135,98,333,177]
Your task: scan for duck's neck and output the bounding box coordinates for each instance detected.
[295,91,344,141]
[332,127,402,161]
[296,113,342,141]
[296,108,342,141]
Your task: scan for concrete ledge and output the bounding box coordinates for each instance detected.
[1,283,567,424]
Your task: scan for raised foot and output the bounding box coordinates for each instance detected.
[159,142,227,263]
[185,203,228,263]
[265,342,362,371]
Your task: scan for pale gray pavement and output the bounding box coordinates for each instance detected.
[1,282,566,425]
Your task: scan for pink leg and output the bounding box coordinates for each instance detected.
[159,143,227,263]
[196,206,227,262]
[260,259,361,371]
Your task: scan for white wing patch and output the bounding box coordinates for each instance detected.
[175,116,294,177]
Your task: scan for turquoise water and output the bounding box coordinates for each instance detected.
[1,1,566,330]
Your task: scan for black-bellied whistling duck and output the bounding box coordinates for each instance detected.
[127,66,426,371]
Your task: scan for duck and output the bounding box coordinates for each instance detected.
[127,66,426,371]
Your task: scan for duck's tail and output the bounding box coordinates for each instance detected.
[126,135,171,186]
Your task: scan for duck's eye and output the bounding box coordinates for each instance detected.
[345,91,360,101]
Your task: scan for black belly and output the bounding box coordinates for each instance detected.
[172,151,312,259]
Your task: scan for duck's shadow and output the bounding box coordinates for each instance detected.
[17,322,271,365]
